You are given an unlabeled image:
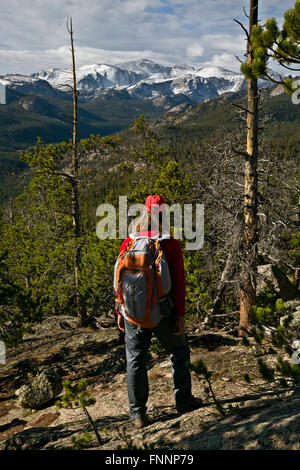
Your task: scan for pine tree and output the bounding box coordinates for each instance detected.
[240,0,300,90]
[237,0,300,335]
[0,249,40,345]
[56,378,102,447]
[2,139,76,318]
[0,20,120,327]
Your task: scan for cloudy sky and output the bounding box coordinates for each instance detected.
[0,0,296,75]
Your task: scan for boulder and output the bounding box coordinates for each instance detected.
[257,264,299,301]
[16,368,62,409]
[270,84,285,97]
[280,299,300,342]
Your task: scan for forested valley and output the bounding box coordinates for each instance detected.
[0,1,299,452]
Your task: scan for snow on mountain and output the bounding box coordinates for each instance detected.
[196,66,238,79]
[172,76,218,101]
[31,68,71,87]
[32,63,145,93]
[0,73,64,98]
[170,64,195,78]
[121,62,243,103]
[0,78,11,87]
[115,59,172,77]
[32,60,248,101]
[2,59,276,106]
[127,74,219,104]
[195,66,247,94]
[79,64,143,87]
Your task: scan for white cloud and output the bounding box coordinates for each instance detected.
[186,43,204,58]
[199,34,245,53]
[0,46,179,75]
[0,0,297,75]
[202,53,242,73]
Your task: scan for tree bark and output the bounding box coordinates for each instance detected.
[83,407,102,446]
[67,18,87,326]
[202,248,237,329]
[239,0,259,336]
[211,248,236,316]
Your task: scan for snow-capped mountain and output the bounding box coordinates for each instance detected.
[0,73,63,97]
[32,63,145,91]
[1,59,274,106]
[116,59,172,77]
[196,66,247,94]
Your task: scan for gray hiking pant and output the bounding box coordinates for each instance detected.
[124,314,192,418]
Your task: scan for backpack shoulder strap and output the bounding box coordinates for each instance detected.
[120,238,136,254]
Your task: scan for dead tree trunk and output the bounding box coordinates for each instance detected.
[239,0,259,336]
[67,17,87,326]
[211,248,236,316]
[202,249,237,329]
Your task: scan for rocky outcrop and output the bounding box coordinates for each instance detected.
[257,264,299,301]
[1,318,299,450]
[270,84,285,97]
[15,368,62,409]
[280,299,300,342]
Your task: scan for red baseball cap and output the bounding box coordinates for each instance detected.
[145,195,166,213]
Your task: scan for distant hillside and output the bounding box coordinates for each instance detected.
[0,59,290,205]
[0,81,299,206]
[152,85,300,163]
[0,90,166,203]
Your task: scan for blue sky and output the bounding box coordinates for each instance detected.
[0,0,296,75]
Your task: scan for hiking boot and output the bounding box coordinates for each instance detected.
[131,414,149,429]
[176,395,203,414]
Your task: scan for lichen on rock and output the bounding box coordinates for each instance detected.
[15,368,62,409]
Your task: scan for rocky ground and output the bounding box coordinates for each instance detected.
[0,315,299,451]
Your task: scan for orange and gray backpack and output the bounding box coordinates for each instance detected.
[114,235,172,328]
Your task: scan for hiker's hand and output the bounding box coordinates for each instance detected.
[174,316,185,335]
[117,314,125,333]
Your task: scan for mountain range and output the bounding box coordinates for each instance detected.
[0,59,296,206]
[1,59,278,106]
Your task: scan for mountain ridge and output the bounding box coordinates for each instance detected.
[0,59,296,205]
[1,59,277,105]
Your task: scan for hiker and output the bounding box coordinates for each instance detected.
[114,195,203,428]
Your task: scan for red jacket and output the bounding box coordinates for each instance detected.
[116,230,186,317]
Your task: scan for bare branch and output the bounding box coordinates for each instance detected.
[234,55,244,65]
[231,145,249,159]
[243,6,249,18]
[231,102,254,114]
[233,18,251,42]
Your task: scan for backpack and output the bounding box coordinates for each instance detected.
[114,235,172,328]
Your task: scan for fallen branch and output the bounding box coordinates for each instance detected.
[208,311,240,318]
[204,385,300,408]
